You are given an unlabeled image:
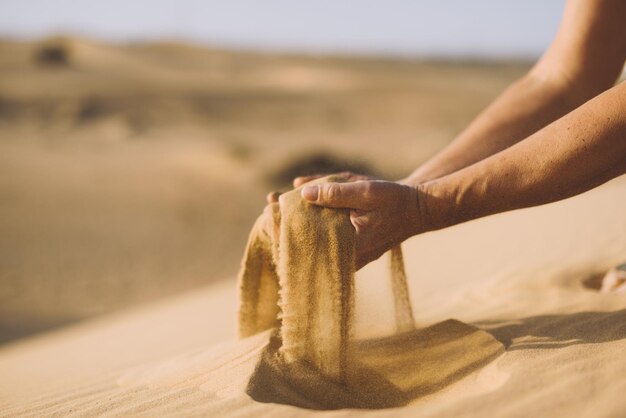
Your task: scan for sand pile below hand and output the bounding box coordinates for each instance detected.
[237,176,503,409]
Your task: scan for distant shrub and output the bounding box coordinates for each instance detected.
[34,41,71,67]
[268,152,380,188]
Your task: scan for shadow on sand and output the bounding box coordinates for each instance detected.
[475,308,626,350]
[247,319,504,410]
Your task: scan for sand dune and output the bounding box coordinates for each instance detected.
[1,175,624,416]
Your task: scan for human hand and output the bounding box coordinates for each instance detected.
[266,171,375,204]
[300,180,425,270]
[600,263,626,293]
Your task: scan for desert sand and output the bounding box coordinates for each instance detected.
[1,38,625,416]
[1,173,625,416]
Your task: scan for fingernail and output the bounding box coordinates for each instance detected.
[301,185,319,201]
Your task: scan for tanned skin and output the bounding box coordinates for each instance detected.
[268,0,626,270]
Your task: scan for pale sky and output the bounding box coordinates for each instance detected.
[0,0,566,58]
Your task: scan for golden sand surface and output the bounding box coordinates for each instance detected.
[1,38,625,416]
[1,176,624,416]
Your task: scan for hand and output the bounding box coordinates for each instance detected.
[600,264,626,293]
[300,180,424,270]
[266,171,375,204]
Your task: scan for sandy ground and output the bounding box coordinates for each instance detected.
[0,175,624,416]
[1,38,625,416]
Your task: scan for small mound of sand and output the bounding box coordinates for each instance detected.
[247,320,503,409]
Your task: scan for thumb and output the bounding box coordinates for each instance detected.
[301,181,370,209]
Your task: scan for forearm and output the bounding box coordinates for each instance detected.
[403,72,596,185]
[404,0,626,187]
[419,81,626,231]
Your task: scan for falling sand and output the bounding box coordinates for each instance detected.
[237,176,503,409]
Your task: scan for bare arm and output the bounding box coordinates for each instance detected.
[403,0,626,185]
[420,80,626,231]
[302,81,626,268]
[267,0,625,204]
[272,0,626,270]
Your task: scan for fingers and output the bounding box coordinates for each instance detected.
[266,191,281,204]
[301,181,374,209]
[293,171,370,188]
[269,170,371,204]
[293,174,325,188]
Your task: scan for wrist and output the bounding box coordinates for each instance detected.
[398,172,430,188]
[413,178,460,233]
[399,163,455,188]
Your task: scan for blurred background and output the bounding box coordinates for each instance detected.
[0,1,567,343]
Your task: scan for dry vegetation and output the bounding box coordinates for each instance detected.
[0,36,530,343]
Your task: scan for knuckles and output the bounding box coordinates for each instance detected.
[324,183,341,202]
[360,181,376,202]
